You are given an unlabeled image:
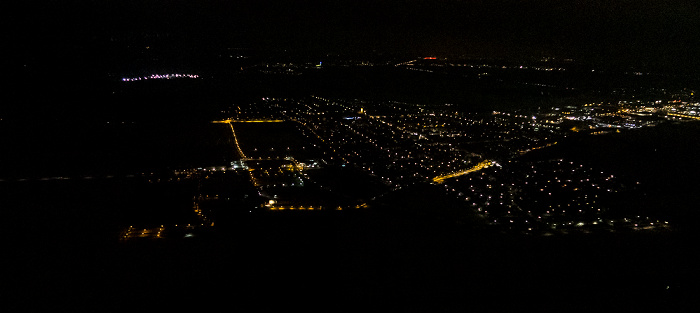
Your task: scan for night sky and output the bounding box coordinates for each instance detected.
[9,0,700,72]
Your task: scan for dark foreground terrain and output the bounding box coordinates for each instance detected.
[6,180,699,312]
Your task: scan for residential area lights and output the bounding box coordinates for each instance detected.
[268,96,675,234]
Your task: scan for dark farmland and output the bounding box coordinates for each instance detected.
[7,194,698,312]
[231,121,325,161]
[0,121,237,179]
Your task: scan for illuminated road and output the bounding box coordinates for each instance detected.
[432,160,494,183]
[518,141,558,155]
[227,123,247,159]
[667,112,700,120]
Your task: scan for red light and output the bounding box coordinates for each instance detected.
[423,57,437,60]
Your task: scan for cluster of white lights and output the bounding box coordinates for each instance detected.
[121,73,199,82]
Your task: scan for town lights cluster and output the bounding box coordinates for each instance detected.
[121,73,199,82]
[115,92,681,240]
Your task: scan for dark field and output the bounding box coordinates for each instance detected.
[231,121,325,161]
[0,121,237,179]
[7,198,698,312]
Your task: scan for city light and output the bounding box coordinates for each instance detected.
[121,73,199,82]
